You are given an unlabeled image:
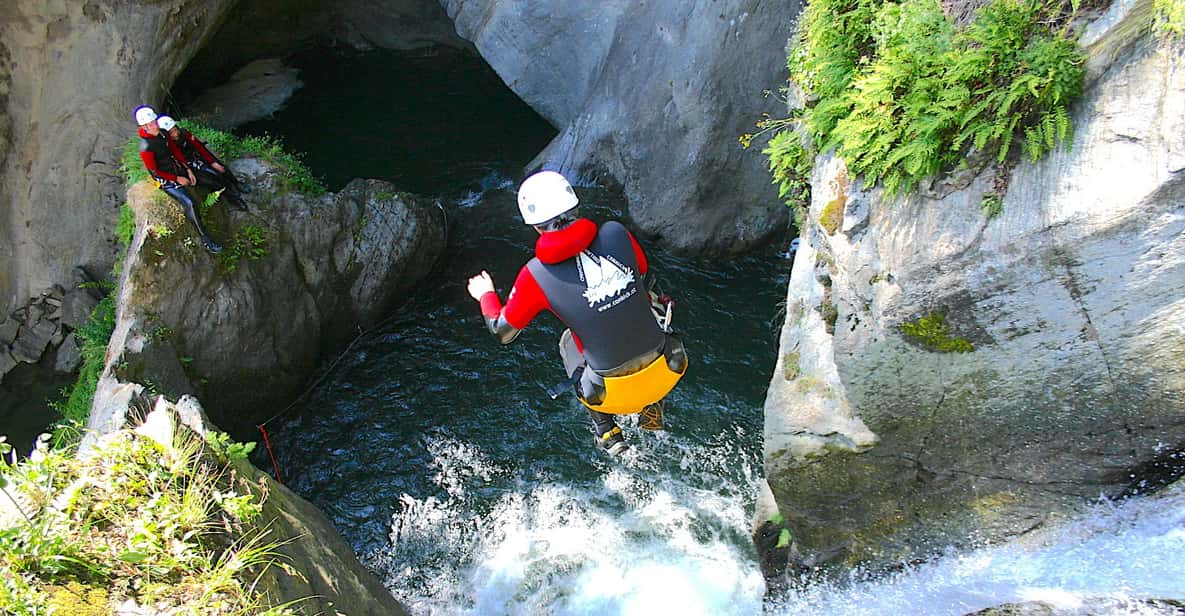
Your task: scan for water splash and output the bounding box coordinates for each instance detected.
[772,484,1185,616]
[367,429,766,615]
[458,171,516,208]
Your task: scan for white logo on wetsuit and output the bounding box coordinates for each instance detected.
[578,251,635,307]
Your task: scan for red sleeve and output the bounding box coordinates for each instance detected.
[139,150,178,182]
[187,133,217,164]
[502,266,550,329]
[479,291,502,318]
[628,230,648,275]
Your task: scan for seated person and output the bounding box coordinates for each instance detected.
[133,105,223,254]
[157,115,247,209]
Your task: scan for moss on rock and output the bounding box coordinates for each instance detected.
[900,311,974,353]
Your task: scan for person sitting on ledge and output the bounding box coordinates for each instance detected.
[133,105,223,255]
[157,115,248,210]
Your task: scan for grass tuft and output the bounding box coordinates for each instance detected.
[0,417,299,614]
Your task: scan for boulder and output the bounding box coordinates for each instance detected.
[185,58,304,130]
[0,316,17,347]
[760,1,1185,574]
[440,0,796,255]
[105,158,446,439]
[60,288,100,329]
[10,319,57,364]
[53,334,82,373]
[0,349,15,382]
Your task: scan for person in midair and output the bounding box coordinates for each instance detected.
[133,105,223,254]
[157,115,248,209]
[467,171,688,456]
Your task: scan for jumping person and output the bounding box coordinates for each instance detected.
[466,171,688,456]
[134,105,223,254]
[157,115,248,209]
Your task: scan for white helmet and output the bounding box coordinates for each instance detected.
[134,105,157,126]
[517,171,579,225]
[157,115,177,131]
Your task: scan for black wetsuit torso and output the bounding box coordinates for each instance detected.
[527,221,664,372]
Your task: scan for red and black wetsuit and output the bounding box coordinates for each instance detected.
[171,128,245,200]
[138,127,189,186]
[138,127,213,242]
[479,218,664,372]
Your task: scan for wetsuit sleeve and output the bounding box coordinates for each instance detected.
[139,142,178,183]
[627,229,648,275]
[503,266,550,330]
[186,132,218,164]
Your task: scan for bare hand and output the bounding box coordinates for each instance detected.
[212,162,226,173]
[176,176,190,186]
[188,171,197,184]
[467,271,495,301]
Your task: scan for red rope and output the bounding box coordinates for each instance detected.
[258,424,283,485]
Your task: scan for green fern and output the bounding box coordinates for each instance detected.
[765,0,1085,205]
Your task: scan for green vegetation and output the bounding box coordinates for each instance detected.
[981,193,1004,219]
[819,194,846,235]
[218,225,270,274]
[0,419,297,614]
[759,0,1087,208]
[115,204,136,247]
[120,122,325,196]
[901,311,975,352]
[1155,0,1185,37]
[49,294,116,448]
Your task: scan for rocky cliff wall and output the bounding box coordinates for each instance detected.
[759,0,1185,576]
[107,158,445,439]
[441,0,798,255]
[0,0,237,317]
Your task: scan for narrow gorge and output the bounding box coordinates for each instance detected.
[1,0,1182,613]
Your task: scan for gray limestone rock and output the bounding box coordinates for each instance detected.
[106,159,445,439]
[0,349,16,382]
[10,319,57,363]
[53,334,82,374]
[186,58,304,130]
[60,288,100,329]
[760,1,1185,572]
[440,0,796,255]
[0,317,17,347]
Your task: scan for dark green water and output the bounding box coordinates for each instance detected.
[239,46,791,613]
[240,45,554,194]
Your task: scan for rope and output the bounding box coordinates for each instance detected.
[258,424,283,484]
[251,198,448,480]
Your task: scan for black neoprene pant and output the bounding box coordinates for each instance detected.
[160,184,210,239]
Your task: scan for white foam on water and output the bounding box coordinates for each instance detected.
[368,429,1185,615]
[370,430,766,615]
[774,484,1185,616]
[458,172,516,208]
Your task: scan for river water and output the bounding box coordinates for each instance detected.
[242,47,1185,615]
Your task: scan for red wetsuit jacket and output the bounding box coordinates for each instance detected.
[479,218,649,354]
[174,129,218,167]
[137,127,190,183]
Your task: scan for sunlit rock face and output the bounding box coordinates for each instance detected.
[109,159,446,439]
[440,0,799,255]
[760,0,1185,575]
[0,0,238,318]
